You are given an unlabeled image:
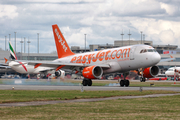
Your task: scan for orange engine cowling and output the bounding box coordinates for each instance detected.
[143,66,159,78]
[82,65,103,79]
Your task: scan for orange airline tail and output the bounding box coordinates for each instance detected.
[52,24,75,58]
[4,57,8,63]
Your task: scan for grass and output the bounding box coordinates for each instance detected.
[0,79,180,119]
[0,94,180,119]
[0,90,178,103]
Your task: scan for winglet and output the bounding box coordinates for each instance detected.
[52,24,75,58]
[4,57,8,63]
[9,41,17,60]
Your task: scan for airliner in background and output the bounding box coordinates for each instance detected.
[7,41,65,79]
[165,67,180,80]
[9,24,174,86]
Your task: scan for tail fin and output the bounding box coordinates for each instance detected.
[52,24,75,58]
[4,57,8,63]
[9,41,17,60]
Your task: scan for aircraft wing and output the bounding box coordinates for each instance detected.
[15,60,111,69]
[160,55,176,62]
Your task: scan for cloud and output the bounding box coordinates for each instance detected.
[160,2,178,15]
[0,5,18,19]
[0,0,180,53]
[130,18,180,45]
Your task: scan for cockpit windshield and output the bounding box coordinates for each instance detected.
[140,49,157,53]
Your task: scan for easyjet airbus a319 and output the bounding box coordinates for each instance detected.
[11,24,164,87]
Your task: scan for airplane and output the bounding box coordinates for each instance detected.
[165,67,180,80]
[18,24,165,87]
[8,41,65,79]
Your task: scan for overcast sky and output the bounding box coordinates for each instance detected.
[0,0,180,53]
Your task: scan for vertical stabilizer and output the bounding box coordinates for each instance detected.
[52,24,75,58]
[9,41,17,60]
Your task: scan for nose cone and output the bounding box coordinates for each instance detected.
[165,71,169,76]
[152,53,161,64]
[165,71,174,77]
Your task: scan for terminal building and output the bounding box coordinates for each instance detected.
[0,40,180,73]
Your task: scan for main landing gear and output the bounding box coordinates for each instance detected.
[140,77,146,82]
[119,72,130,87]
[82,78,92,86]
[120,79,130,87]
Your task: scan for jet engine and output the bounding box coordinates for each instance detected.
[82,65,103,79]
[143,66,159,78]
[55,70,65,78]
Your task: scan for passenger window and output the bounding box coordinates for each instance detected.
[140,50,143,53]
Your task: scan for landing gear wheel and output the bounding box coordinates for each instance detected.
[124,80,129,87]
[120,80,125,87]
[140,77,143,82]
[142,77,146,82]
[82,79,88,86]
[87,79,92,86]
[82,78,92,86]
[140,77,146,82]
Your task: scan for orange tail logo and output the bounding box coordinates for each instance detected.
[52,24,75,58]
[4,57,8,63]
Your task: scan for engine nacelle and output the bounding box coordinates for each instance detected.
[82,65,103,79]
[55,70,65,78]
[143,66,159,78]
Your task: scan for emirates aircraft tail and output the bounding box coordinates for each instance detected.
[52,24,75,58]
[9,41,17,60]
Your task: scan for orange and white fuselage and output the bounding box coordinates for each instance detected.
[52,45,161,74]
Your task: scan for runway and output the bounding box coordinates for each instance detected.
[0,84,180,92]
